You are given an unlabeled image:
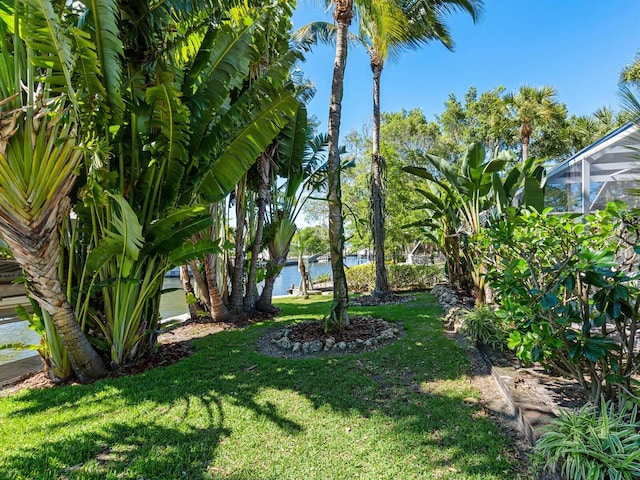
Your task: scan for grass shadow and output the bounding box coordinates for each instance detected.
[0,292,521,479]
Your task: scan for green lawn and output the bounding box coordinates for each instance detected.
[0,293,522,479]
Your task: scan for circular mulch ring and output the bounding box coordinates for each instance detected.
[256,315,405,359]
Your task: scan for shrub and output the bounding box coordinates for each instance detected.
[480,203,640,403]
[534,400,640,480]
[460,306,508,350]
[346,263,445,293]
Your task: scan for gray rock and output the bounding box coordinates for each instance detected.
[364,339,372,347]
[324,336,336,350]
[378,328,396,340]
[309,340,323,353]
[292,342,301,353]
[273,336,292,350]
[355,338,365,346]
[336,341,347,351]
[347,342,356,350]
[302,342,310,354]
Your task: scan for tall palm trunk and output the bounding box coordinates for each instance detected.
[244,152,272,312]
[229,178,247,314]
[327,0,353,328]
[520,121,532,162]
[370,57,391,297]
[3,199,106,382]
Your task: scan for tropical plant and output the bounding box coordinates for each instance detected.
[482,203,640,403]
[504,85,567,162]
[534,399,640,480]
[15,300,72,381]
[620,49,640,88]
[0,1,107,381]
[360,0,483,298]
[460,305,507,350]
[0,0,302,378]
[324,0,354,327]
[404,143,511,302]
[255,124,330,312]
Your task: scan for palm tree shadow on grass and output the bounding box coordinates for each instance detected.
[1,295,519,479]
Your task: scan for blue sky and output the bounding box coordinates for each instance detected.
[292,1,640,140]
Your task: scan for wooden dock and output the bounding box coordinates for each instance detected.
[0,355,43,387]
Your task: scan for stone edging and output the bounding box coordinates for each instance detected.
[257,318,405,359]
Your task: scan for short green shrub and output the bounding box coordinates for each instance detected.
[460,306,508,349]
[534,400,640,480]
[346,263,445,292]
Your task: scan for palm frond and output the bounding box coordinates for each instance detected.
[145,75,192,214]
[184,18,258,155]
[20,0,76,98]
[79,0,125,122]
[196,92,299,202]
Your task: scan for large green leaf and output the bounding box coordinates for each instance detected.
[145,75,192,215]
[185,18,257,153]
[81,0,124,122]
[196,93,299,202]
[168,238,221,266]
[278,103,308,197]
[19,0,75,98]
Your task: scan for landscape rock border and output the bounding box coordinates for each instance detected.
[256,316,405,359]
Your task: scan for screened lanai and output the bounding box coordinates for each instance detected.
[545,122,640,214]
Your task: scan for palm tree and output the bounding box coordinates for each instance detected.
[0,2,107,381]
[324,0,354,327]
[504,85,566,162]
[359,0,482,298]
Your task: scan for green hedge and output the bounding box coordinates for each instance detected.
[345,263,445,293]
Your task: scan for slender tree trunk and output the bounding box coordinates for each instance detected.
[189,260,210,311]
[370,59,391,298]
[2,201,107,383]
[230,178,247,314]
[255,254,287,313]
[244,152,271,312]
[298,256,309,299]
[520,121,532,162]
[180,265,199,320]
[327,0,353,328]
[204,254,233,322]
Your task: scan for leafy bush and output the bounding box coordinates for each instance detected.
[534,400,640,480]
[480,203,640,403]
[346,263,445,293]
[461,306,508,349]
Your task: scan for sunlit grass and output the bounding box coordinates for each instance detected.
[0,292,521,479]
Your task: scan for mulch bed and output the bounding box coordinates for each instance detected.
[288,316,395,344]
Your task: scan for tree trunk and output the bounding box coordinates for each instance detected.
[327,0,353,328]
[180,265,199,320]
[2,201,107,383]
[520,121,532,162]
[244,152,271,312]
[298,256,309,299]
[188,260,210,311]
[370,59,392,298]
[229,178,247,314]
[204,254,233,322]
[255,255,287,313]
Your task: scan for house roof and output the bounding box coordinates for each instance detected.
[546,122,640,185]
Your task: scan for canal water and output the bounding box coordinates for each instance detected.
[0,257,368,366]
